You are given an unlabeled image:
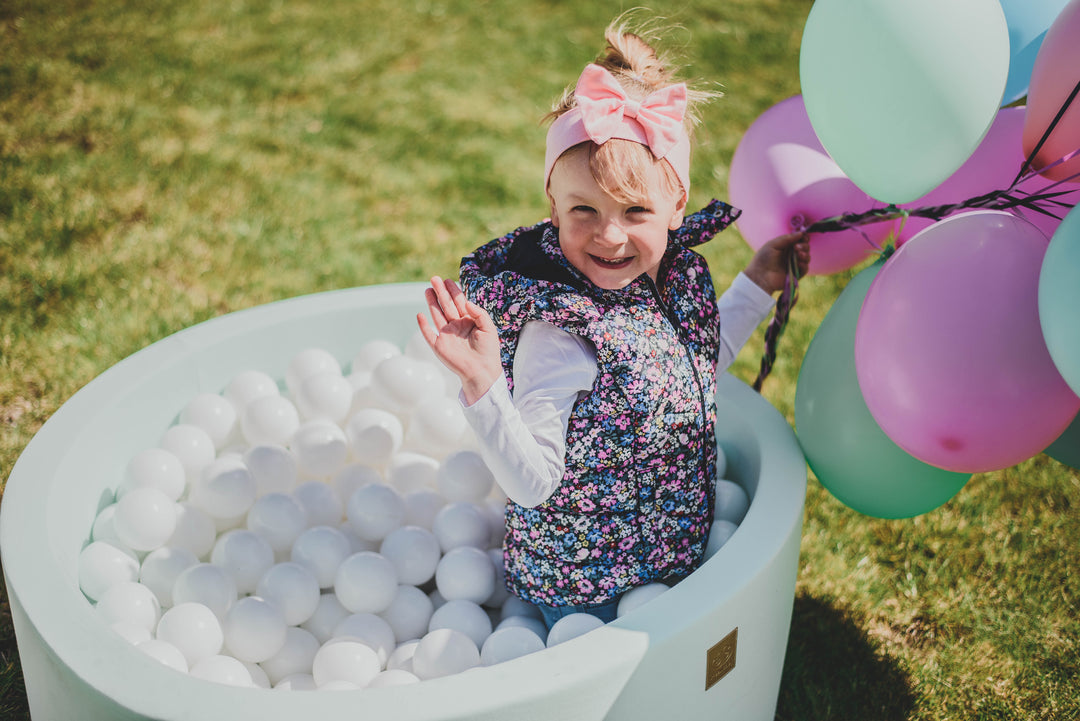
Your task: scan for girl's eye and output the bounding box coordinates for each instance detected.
[628,206,651,215]
[572,205,596,214]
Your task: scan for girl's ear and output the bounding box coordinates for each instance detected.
[668,194,687,230]
[547,192,560,228]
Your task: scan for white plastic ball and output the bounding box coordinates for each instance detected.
[332,463,381,503]
[616,582,670,618]
[386,452,439,494]
[706,519,739,558]
[210,529,275,595]
[346,483,405,542]
[715,479,750,524]
[291,419,348,478]
[484,547,510,609]
[292,480,344,527]
[427,599,492,650]
[432,502,490,552]
[136,638,189,673]
[243,444,298,496]
[501,595,543,622]
[338,522,378,554]
[94,581,160,633]
[190,654,253,687]
[372,356,446,413]
[111,487,177,554]
[78,540,140,602]
[480,625,546,666]
[223,596,287,663]
[120,448,186,501]
[286,348,342,397]
[495,614,548,642]
[111,621,152,645]
[302,593,351,644]
[715,443,728,480]
[244,660,272,689]
[485,499,507,548]
[546,613,604,647]
[411,628,480,680]
[295,371,353,424]
[345,408,404,466]
[334,552,398,614]
[91,503,124,547]
[172,563,238,619]
[332,613,396,666]
[156,602,224,667]
[351,340,401,374]
[402,490,447,530]
[379,525,441,587]
[291,525,353,589]
[407,399,470,458]
[168,502,217,559]
[190,456,257,521]
[367,669,420,687]
[246,493,309,555]
[259,626,320,685]
[159,424,216,482]
[242,395,300,447]
[139,546,199,607]
[180,392,238,450]
[224,369,280,411]
[379,585,434,643]
[311,639,381,688]
[435,450,494,503]
[435,546,495,605]
[274,673,317,691]
[256,562,321,626]
[386,639,420,672]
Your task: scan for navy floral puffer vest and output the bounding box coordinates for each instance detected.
[460,201,741,607]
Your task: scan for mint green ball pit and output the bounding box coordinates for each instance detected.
[1,282,807,721]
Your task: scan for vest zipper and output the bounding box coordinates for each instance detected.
[643,276,715,524]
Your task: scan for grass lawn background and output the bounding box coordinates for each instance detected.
[1,1,1077,719]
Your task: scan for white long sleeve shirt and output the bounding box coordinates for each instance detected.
[461,272,776,508]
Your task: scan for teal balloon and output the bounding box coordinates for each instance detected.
[1044,411,1080,471]
[800,0,1010,203]
[1039,203,1080,397]
[795,259,972,518]
[997,0,1072,105]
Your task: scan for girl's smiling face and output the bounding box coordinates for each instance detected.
[547,146,686,290]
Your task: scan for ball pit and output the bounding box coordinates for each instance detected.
[1,282,807,720]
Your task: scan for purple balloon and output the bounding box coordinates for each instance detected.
[855,210,1080,473]
[729,95,891,276]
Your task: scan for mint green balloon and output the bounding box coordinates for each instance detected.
[800,0,1009,204]
[1039,203,1080,397]
[794,259,971,518]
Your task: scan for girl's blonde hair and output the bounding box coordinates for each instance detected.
[545,15,716,204]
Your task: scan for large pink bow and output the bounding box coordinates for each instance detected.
[573,63,688,160]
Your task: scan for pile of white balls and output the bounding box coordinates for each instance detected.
[78,331,750,691]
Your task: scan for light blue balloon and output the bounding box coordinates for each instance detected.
[1039,204,1080,397]
[997,0,1072,105]
[1044,411,1080,470]
[794,258,971,519]
[800,0,1010,204]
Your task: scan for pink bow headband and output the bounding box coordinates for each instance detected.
[544,63,692,200]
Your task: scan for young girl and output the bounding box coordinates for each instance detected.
[417,19,809,629]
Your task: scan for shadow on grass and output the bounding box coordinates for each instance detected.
[776,594,915,721]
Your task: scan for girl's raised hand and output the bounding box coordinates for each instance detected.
[416,276,503,406]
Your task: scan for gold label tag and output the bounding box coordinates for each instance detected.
[705,627,738,690]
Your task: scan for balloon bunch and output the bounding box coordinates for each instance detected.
[732,0,1080,518]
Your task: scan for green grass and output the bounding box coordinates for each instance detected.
[1,1,1077,719]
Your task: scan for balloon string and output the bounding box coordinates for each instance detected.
[1012,76,1080,186]
[753,250,801,392]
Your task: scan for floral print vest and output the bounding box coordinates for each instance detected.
[460,201,741,607]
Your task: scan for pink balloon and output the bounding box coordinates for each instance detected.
[899,107,1080,242]
[855,210,1080,473]
[729,95,892,276]
[1023,0,1080,182]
